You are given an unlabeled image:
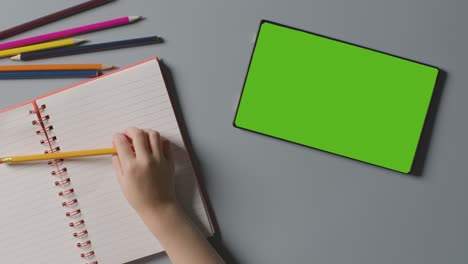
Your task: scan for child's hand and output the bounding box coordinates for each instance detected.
[112,127,176,215]
[112,127,225,264]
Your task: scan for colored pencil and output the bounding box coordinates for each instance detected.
[12,36,162,61]
[0,64,114,72]
[0,70,99,79]
[0,16,143,51]
[0,148,117,164]
[0,38,86,58]
[0,0,115,40]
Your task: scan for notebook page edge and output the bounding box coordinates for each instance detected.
[158,61,216,235]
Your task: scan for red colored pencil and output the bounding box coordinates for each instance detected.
[0,0,116,40]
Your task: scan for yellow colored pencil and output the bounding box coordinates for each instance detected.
[0,148,117,164]
[0,38,86,58]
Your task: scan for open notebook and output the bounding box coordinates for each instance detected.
[0,58,214,264]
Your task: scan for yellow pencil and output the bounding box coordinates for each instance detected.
[0,38,86,58]
[0,148,117,164]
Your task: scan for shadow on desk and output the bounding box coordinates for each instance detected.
[137,61,238,264]
[411,69,447,177]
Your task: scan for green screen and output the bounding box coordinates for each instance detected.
[234,21,439,173]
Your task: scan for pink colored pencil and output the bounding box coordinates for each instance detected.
[0,16,142,51]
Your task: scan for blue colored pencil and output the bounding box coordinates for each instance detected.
[0,70,99,79]
[12,36,162,61]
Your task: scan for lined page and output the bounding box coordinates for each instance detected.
[36,59,213,264]
[0,104,78,263]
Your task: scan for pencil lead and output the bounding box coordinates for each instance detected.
[129,16,144,22]
[74,39,88,44]
[102,64,116,70]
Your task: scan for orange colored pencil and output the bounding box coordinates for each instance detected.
[0,64,115,72]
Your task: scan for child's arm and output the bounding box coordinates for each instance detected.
[112,128,224,264]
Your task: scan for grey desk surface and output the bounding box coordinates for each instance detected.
[1,0,467,263]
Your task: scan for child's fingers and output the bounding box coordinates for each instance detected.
[111,154,124,183]
[162,139,172,161]
[113,133,134,169]
[162,140,175,172]
[124,127,151,157]
[144,129,162,161]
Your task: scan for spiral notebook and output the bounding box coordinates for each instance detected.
[0,57,215,264]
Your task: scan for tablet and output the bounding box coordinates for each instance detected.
[234,20,439,173]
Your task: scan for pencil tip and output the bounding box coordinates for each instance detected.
[129,16,143,22]
[11,55,20,61]
[102,64,116,70]
[74,39,88,44]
